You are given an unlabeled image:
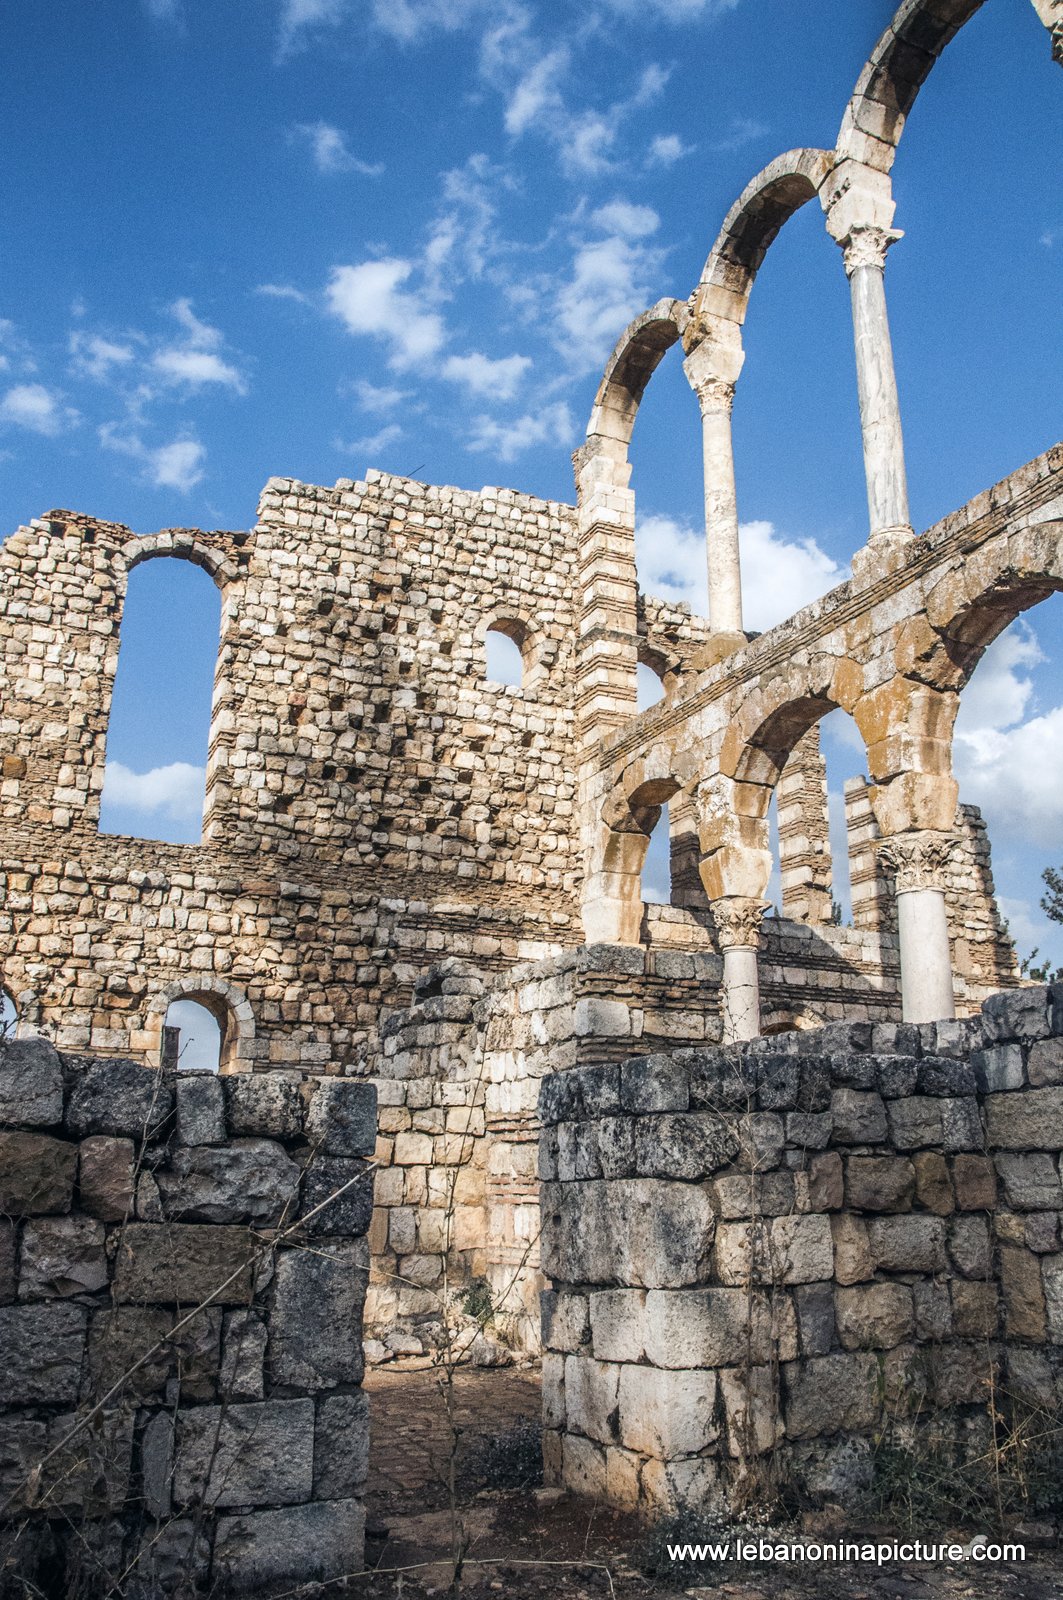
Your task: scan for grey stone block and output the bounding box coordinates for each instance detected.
[220,1309,268,1400]
[113,1224,257,1305]
[577,1064,621,1118]
[0,1130,76,1214]
[845,1155,915,1212]
[784,1352,879,1440]
[0,1218,16,1303]
[141,1410,174,1519]
[642,1287,772,1368]
[830,1088,887,1143]
[18,1215,107,1298]
[66,1058,173,1139]
[916,1056,975,1096]
[78,1134,134,1220]
[971,1044,1025,1093]
[157,1139,300,1224]
[305,1079,377,1156]
[174,1398,314,1508]
[0,1415,47,1508]
[0,1303,87,1404]
[176,1073,225,1145]
[634,1113,737,1180]
[224,1071,304,1138]
[269,1240,368,1389]
[86,1305,222,1400]
[620,1054,689,1113]
[313,1391,369,1498]
[867,1215,947,1273]
[995,1152,1061,1210]
[300,1156,375,1236]
[835,1283,914,1350]
[872,1055,919,1099]
[0,1037,63,1127]
[986,1086,1063,1150]
[886,1096,942,1150]
[213,1499,365,1591]
[982,986,1050,1043]
[793,1282,835,1356]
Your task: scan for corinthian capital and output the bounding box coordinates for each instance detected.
[877,829,956,894]
[842,224,903,277]
[713,896,770,951]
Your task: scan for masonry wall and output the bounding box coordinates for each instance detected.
[0,1038,375,1595]
[538,983,1063,1517]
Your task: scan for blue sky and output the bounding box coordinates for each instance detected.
[1,0,1061,966]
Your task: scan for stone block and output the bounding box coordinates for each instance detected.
[835,1283,914,1350]
[1028,1037,1063,1087]
[634,1113,737,1180]
[912,1280,951,1341]
[952,1153,997,1210]
[174,1399,314,1508]
[561,1432,606,1499]
[620,1055,688,1113]
[546,1178,715,1288]
[0,1415,47,1509]
[0,1218,15,1303]
[873,1054,919,1098]
[1043,1255,1063,1343]
[300,1156,375,1236]
[1000,1246,1046,1340]
[786,1111,832,1149]
[784,1352,879,1440]
[589,1289,645,1363]
[141,1410,174,1519]
[269,1239,368,1389]
[830,1088,887,1143]
[86,1305,222,1400]
[40,1407,134,1513]
[563,1355,619,1445]
[78,1135,134,1220]
[157,1139,301,1225]
[948,1215,991,1279]
[642,1287,772,1368]
[578,1064,621,1117]
[0,1037,63,1126]
[986,1087,1063,1150]
[66,1058,173,1139]
[971,1044,1025,1093]
[720,1366,781,1457]
[0,1130,76,1214]
[220,1309,268,1400]
[932,1342,990,1407]
[887,1097,942,1150]
[617,1362,718,1457]
[224,1072,304,1138]
[917,1056,975,1097]
[213,1499,365,1590]
[830,1214,874,1285]
[305,1078,377,1157]
[541,1289,589,1353]
[940,1096,982,1151]
[995,1153,1061,1210]
[0,1303,86,1404]
[793,1282,835,1355]
[314,1390,370,1498]
[753,1054,799,1111]
[951,1280,998,1339]
[867,1216,947,1273]
[807,1151,843,1211]
[113,1224,256,1305]
[912,1151,954,1214]
[1026,1212,1060,1252]
[845,1156,914,1212]
[596,1116,636,1178]
[19,1215,107,1297]
[982,985,1050,1043]
[176,1073,226,1145]
[711,1172,794,1219]
[687,1050,754,1112]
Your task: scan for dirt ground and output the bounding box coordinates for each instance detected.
[334,1364,1063,1600]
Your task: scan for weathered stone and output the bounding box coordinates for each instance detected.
[1043,1254,1063,1343]
[917,1056,975,1097]
[298,1156,374,1237]
[19,1214,107,1297]
[912,1150,954,1214]
[982,985,1050,1043]
[87,1305,222,1400]
[213,1499,365,1589]
[314,1390,370,1498]
[0,1037,63,1126]
[887,1097,942,1150]
[995,1152,1061,1210]
[830,1088,886,1143]
[0,1415,47,1509]
[793,1282,835,1356]
[563,1355,620,1444]
[544,1178,715,1288]
[0,1218,16,1303]
[66,1058,173,1139]
[224,1071,304,1138]
[1000,1245,1046,1340]
[835,1283,914,1350]
[948,1215,992,1279]
[867,1216,947,1273]
[940,1096,982,1151]
[305,1078,377,1157]
[128,1519,211,1597]
[0,1130,76,1214]
[269,1239,368,1388]
[952,1153,997,1210]
[715,1214,833,1286]
[141,1410,174,1519]
[719,1365,779,1457]
[1028,1036,1063,1087]
[157,1139,300,1224]
[1026,1211,1060,1252]
[620,1054,689,1113]
[785,1111,832,1149]
[784,1352,879,1439]
[971,1044,1025,1093]
[39,1407,134,1513]
[711,1171,794,1218]
[220,1309,268,1400]
[541,1289,589,1353]
[113,1223,257,1305]
[0,1303,86,1404]
[643,1287,772,1368]
[951,1280,998,1338]
[589,1289,645,1363]
[986,1086,1063,1150]
[912,1280,951,1341]
[78,1134,135,1220]
[174,1399,314,1507]
[845,1155,915,1212]
[176,1072,225,1145]
[830,1214,873,1285]
[932,1342,990,1407]
[635,1112,737,1179]
[807,1150,843,1211]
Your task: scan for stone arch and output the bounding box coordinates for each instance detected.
[143,975,255,1073]
[691,148,835,332]
[477,607,552,691]
[580,299,690,487]
[837,0,1060,176]
[119,532,239,588]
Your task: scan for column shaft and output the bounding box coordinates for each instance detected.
[845,229,911,542]
[699,399,743,634]
[722,946,761,1042]
[896,888,956,1024]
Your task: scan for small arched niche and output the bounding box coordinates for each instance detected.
[148,978,254,1074]
[162,997,223,1073]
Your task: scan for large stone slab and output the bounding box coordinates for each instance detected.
[0,1037,63,1126]
[156,1139,300,1224]
[0,1303,87,1404]
[986,1087,1063,1150]
[305,1079,377,1157]
[224,1071,304,1138]
[173,1398,314,1508]
[78,1134,135,1220]
[642,1287,772,1368]
[113,1224,257,1305]
[212,1499,365,1591]
[784,1352,879,1440]
[269,1240,368,1389]
[0,1130,76,1214]
[86,1305,222,1400]
[542,1179,715,1288]
[19,1215,108,1297]
[65,1058,173,1139]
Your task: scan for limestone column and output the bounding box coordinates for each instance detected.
[683,335,746,636]
[878,830,957,1023]
[840,225,912,547]
[713,897,769,1042]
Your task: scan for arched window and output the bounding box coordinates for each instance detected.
[641,804,671,905]
[636,662,665,711]
[484,618,536,689]
[162,997,223,1073]
[99,556,221,843]
[0,988,17,1038]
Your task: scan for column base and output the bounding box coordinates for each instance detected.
[851,525,915,585]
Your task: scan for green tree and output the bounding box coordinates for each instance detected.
[1042,865,1063,926]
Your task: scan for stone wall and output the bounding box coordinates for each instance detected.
[538,983,1063,1517]
[0,1037,375,1595]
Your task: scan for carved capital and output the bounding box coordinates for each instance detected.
[877,829,956,894]
[690,374,736,415]
[842,224,903,277]
[713,896,770,951]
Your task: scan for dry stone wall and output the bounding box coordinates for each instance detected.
[0,1037,375,1595]
[539,982,1063,1518]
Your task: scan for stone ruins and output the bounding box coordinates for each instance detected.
[1,0,1061,1590]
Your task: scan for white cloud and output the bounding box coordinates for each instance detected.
[505,47,569,137]
[141,0,181,19]
[466,400,575,460]
[634,513,845,630]
[590,199,659,239]
[646,133,693,167]
[353,379,409,412]
[326,259,447,369]
[335,423,403,455]
[713,114,770,152]
[102,761,205,823]
[151,299,247,393]
[99,424,206,492]
[955,622,1043,734]
[276,0,346,56]
[255,283,311,304]
[554,235,663,370]
[292,121,383,176]
[69,332,137,382]
[0,383,74,437]
[442,351,531,399]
